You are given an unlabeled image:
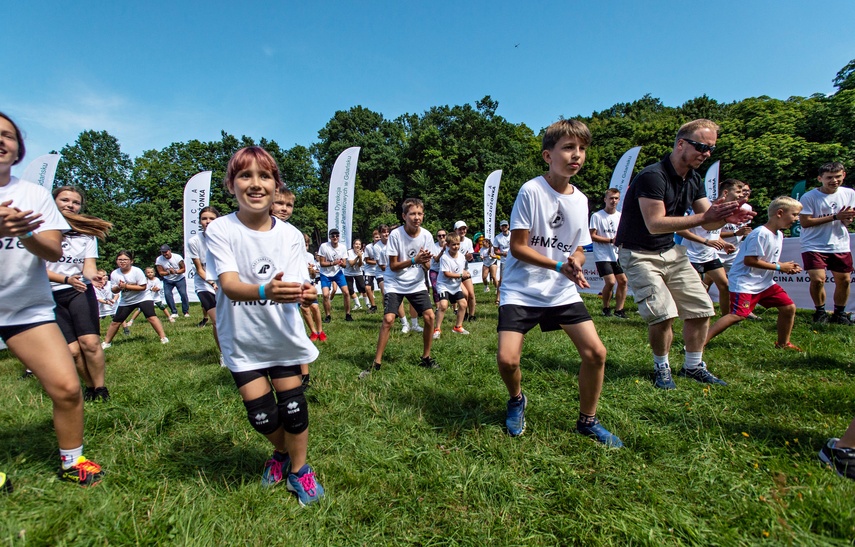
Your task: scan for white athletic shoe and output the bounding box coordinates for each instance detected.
[484,286,490,293]
[170,314,178,319]
[161,337,170,344]
[411,324,424,333]
[219,354,226,367]
[169,317,176,323]
[401,322,410,334]
[101,342,111,349]
[184,313,191,318]
[433,329,441,340]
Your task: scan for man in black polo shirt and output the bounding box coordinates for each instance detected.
[615,119,754,390]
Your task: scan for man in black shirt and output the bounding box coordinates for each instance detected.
[615,119,754,390]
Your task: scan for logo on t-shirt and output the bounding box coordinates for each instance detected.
[251,257,276,279]
[550,211,565,229]
[61,241,70,250]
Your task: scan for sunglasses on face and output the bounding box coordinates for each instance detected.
[437,234,447,238]
[682,138,716,154]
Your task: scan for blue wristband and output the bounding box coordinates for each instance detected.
[258,284,266,300]
[19,231,34,239]
[775,263,781,271]
[555,261,564,272]
[411,256,416,265]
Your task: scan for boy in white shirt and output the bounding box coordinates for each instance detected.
[705,197,803,349]
[589,188,628,318]
[798,162,855,324]
[498,119,621,447]
[434,233,470,338]
[361,199,437,377]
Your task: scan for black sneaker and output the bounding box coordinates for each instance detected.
[0,471,11,493]
[122,326,130,336]
[197,318,209,328]
[603,307,613,317]
[19,370,34,380]
[676,362,727,386]
[819,438,855,480]
[469,315,477,322]
[323,315,331,324]
[358,362,381,379]
[614,309,628,319]
[83,387,96,402]
[94,387,110,402]
[813,310,830,324]
[368,306,377,313]
[418,356,440,369]
[58,457,104,487]
[345,314,354,322]
[830,312,854,325]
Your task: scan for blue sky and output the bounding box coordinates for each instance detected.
[6,1,854,176]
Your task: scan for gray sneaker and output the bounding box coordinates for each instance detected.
[819,438,855,480]
[677,362,727,386]
[653,366,676,390]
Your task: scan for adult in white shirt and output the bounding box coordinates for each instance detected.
[155,244,190,318]
[453,220,478,320]
[493,220,511,304]
[317,228,352,322]
[588,188,628,318]
[798,162,855,324]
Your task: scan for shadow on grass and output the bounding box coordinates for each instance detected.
[390,383,503,433]
[160,432,270,488]
[0,421,59,465]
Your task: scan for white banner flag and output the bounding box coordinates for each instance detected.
[483,170,502,242]
[327,147,360,249]
[705,160,721,201]
[182,171,212,304]
[20,154,61,188]
[612,146,641,212]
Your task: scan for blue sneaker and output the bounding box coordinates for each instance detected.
[677,362,727,386]
[577,419,624,448]
[506,393,527,437]
[261,452,290,488]
[653,366,676,390]
[286,465,325,506]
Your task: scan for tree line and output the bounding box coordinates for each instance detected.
[52,60,855,269]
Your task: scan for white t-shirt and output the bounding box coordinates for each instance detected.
[437,252,467,294]
[155,252,185,282]
[304,251,318,281]
[480,246,496,266]
[0,177,70,327]
[363,243,378,277]
[494,231,511,264]
[728,226,783,294]
[95,284,116,317]
[459,236,474,260]
[429,241,445,273]
[799,187,855,253]
[718,222,743,265]
[47,233,98,291]
[683,225,722,264]
[384,226,433,294]
[205,214,318,372]
[344,249,364,276]
[374,240,389,277]
[500,176,592,307]
[317,241,347,277]
[144,276,164,304]
[187,234,215,294]
[110,266,150,306]
[588,209,620,263]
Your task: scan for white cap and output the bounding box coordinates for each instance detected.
[454,221,467,230]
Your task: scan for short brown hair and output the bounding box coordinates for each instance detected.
[674,119,719,147]
[818,161,846,175]
[542,119,592,151]
[445,233,461,245]
[401,197,424,214]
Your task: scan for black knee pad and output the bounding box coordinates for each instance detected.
[277,386,308,434]
[243,392,280,435]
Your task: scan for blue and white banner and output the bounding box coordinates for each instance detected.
[613,146,641,212]
[483,170,502,243]
[328,147,360,249]
[705,160,721,201]
[20,154,61,188]
[181,171,212,303]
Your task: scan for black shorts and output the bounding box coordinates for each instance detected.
[383,291,432,316]
[0,320,55,343]
[345,274,367,295]
[596,261,624,277]
[439,290,466,303]
[197,291,217,312]
[53,285,101,343]
[231,365,300,388]
[364,275,377,292]
[497,302,592,334]
[112,300,157,323]
[691,258,724,275]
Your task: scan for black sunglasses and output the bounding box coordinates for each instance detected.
[682,138,716,154]
[437,233,447,237]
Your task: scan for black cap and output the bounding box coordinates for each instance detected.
[160,244,171,252]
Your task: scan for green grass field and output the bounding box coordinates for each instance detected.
[1,292,854,545]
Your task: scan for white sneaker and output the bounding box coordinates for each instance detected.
[219,354,226,367]
[161,337,169,344]
[126,320,134,327]
[484,287,490,293]
[452,326,470,335]
[401,322,410,334]
[184,313,191,318]
[170,314,178,319]
[433,329,441,340]
[101,342,111,349]
[169,317,176,323]
[411,324,424,333]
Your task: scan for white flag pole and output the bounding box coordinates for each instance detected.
[20,154,61,188]
[483,170,502,242]
[612,146,641,212]
[327,147,360,249]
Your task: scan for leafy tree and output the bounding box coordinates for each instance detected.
[833,58,855,92]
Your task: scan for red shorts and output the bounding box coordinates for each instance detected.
[729,284,793,318]
[801,251,854,274]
